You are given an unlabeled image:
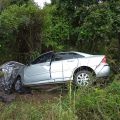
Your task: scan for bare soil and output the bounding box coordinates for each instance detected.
[0,84,67,104]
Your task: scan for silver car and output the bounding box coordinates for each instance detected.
[12,51,110,91]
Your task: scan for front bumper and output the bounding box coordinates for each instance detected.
[96,65,110,78]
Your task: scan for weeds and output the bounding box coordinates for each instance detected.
[0,78,120,120]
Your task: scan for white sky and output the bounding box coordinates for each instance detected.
[34,0,51,8]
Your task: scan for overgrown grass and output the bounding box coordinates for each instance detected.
[1,78,120,120]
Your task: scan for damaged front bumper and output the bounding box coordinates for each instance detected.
[0,61,24,93]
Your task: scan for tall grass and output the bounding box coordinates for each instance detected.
[1,77,120,120]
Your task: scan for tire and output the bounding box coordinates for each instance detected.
[12,77,31,94]
[12,76,23,93]
[74,70,95,86]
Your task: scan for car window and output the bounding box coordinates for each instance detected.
[53,53,65,61]
[31,52,54,64]
[71,53,84,58]
[53,52,84,61]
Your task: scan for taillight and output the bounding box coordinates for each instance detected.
[101,56,106,63]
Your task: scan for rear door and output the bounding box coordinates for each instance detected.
[50,54,63,82]
[51,52,81,81]
[60,53,79,80]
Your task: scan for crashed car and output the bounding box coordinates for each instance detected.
[0,51,110,93]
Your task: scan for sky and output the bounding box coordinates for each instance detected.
[34,0,51,8]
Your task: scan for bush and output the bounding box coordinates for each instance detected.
[75,82,120,120]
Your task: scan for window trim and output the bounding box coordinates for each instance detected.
[31,51,54,64]
[52,52,84,61]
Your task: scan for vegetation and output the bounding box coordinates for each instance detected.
[0,0,120,70]
[0,0,120,120]
[0,0,44,63]
[0,79,120,120]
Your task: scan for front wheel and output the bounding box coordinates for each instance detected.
[12,77,31,94]
[74,70,95,86]
[13,77,23,93]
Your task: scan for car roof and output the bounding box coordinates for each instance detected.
[71,51,92,57]
[56,51,92,57]
[40,51,92,58]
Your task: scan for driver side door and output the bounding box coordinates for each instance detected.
[23,52,54,84]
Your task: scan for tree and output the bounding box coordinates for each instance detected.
[43,5,71,51]
[45,0,120,72]
[0,4,44,63]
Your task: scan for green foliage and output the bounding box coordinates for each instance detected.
[0,3,44,63]
[0,102,43,120]
[75,86,120,119]
[1,0,120,119]
[78,3,115,53]
[0,0,120,73]
[43,5,71,51]
[10,0,30,5]
[0,0,30,11]
[1,79,120,120]
[46,1,120,73]
[48,80,120,120]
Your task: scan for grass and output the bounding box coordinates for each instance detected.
[1,79,120,120]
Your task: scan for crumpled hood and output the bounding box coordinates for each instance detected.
[0,61,24,92]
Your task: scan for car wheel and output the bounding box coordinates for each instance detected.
[12,77,31,94]
[74,70,94,86]
[12,77,23,93]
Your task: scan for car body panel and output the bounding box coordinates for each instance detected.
[62,59,78,80]
[1,51,110,88]
[95,64,110,77]
[23,62,51,84]
[51,60,63,81]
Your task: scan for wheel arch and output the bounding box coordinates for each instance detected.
[73,66,96,79]
[11,75,22,92]
[16,75,21,80]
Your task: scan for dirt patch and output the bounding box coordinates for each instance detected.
[16,86,67,104]
[0,91,16,103]
[0,84,67,104]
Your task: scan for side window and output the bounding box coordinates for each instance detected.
[53,53,74,61]
[62,53,74,60]
[71,53,84,58]
[53,52,84,61]
[53,54,63,61]
[32,52,53,64]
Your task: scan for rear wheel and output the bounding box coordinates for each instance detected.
[74,70,95,86]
